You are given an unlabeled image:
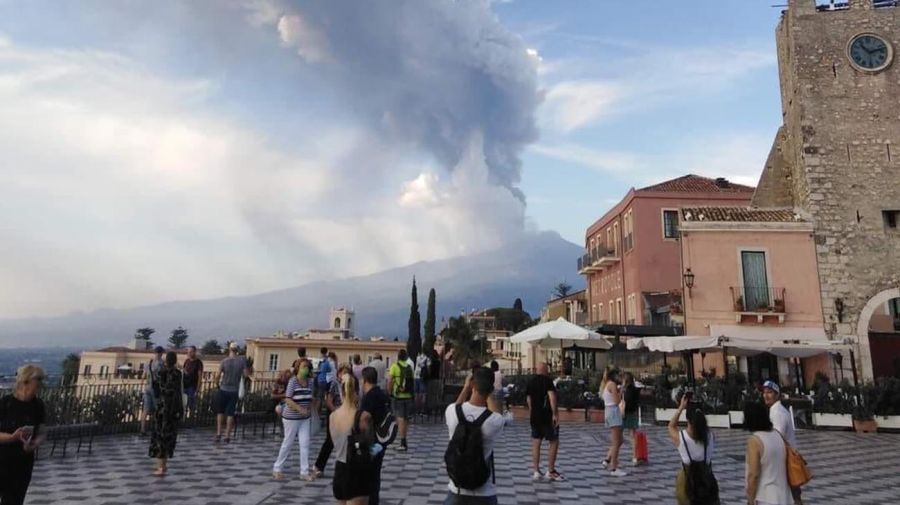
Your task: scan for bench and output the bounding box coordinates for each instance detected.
[41,422,101,458]
[231,411,275,439]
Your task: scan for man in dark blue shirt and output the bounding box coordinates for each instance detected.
[360,366,390,505]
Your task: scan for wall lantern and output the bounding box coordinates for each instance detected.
[683,268,695,296]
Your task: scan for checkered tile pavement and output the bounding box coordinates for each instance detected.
[25,417,900,505]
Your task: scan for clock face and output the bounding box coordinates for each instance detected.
[849,34,892,71]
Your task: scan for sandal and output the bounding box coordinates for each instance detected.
[152,468,167,477]
[272,471,285,480]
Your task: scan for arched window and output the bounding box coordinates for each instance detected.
[347,317,352,327]
[334,317,342,328]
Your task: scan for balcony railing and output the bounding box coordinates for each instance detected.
[576,246,619,274]
[731,286,787,323]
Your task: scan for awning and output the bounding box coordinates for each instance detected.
[626,333,851,358]
[709,325,827,342]
[626,336,720,353]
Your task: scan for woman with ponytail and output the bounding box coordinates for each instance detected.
[668,394,720,505]
[330,373,374,504]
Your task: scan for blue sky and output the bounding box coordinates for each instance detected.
[0,1,785,318]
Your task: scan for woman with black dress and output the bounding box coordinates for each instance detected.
[149,351,184,476]
[0,364,46,505]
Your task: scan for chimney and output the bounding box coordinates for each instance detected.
[714,177,730,189]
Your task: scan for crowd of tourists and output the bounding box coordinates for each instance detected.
[1,349,812,505]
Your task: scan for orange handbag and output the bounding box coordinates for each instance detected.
[779,433,812,487]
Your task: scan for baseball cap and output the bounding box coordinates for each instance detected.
[154,345,165,354]
[762,380,780,394]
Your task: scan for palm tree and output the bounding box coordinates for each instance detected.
[441,316,486,370]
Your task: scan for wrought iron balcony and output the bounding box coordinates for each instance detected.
[730,286,787,323]
[576,246,619,275]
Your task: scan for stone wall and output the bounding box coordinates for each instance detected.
[756,0,900,379]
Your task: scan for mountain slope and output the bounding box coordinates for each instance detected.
[0,231,584,348]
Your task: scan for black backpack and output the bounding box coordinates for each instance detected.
[681,432,721,505]
[444,404,494,491]
[375,400,398,446]
[398,362,415,396]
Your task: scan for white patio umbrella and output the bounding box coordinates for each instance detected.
[510,317,612,350]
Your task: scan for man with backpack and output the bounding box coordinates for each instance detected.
[444,366,506,505]
[387,349,415,451]
[359,366,393,505]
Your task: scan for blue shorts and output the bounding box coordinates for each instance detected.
[215,389,239,417]
[605,405,623,428]
[415,378,427,394]
[143,391,156,412]
[184,386,198,409]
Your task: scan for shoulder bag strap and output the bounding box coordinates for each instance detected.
[473,408,493,427]
[681,431,694,462]
[455,403,466,424]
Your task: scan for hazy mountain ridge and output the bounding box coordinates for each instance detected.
[0,231,584,348]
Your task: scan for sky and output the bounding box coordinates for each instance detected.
[0,1,785,319]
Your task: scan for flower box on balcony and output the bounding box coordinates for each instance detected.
[812,412,853,429]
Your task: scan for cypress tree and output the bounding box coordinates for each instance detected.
[407,277,422,361]
[423,288,436,356]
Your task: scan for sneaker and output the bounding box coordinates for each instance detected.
[531,470,543,481]
[272,471,285,480]
[301,472,315,482]
[601,459,609,469]
[609,468,629,477]
[397,444,408,452]
[546,470,566,482]
[632,458,640,467]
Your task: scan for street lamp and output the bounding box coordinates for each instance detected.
[683,268,695,297]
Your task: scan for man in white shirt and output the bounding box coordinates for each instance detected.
[763,380,802,504]
[414,352,431,417]
[444,367,508,504]
[370,353,387,391]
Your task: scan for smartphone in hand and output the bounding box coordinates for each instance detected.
[20,425,34,443]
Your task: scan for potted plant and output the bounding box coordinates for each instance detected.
[696,377,730,428]
[756,301,770,312]
[773,298,786,312]
[724,372,750,426]
[811,380,854,429]
[852,403,877,433]
[871,377,900,430]
[654,375,686,424]
[734,296,744,312]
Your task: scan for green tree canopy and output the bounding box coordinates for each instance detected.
[407,277,422,361]
[168,326,189,349]
[553,281,573,299]
[61,353,80,385]
[134,327,155,350]
[485,307,533,333]
[201,339,222,355]
[423,288,437,357]
[441,316,487,370]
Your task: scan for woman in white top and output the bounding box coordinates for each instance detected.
[667,394,717,505]
[743,401,793,505]
[600,368,627,476]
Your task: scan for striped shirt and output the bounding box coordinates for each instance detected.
[281,377,313,420]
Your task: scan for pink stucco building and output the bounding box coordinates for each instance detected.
[579,175,754,328]
[678,207,838,387]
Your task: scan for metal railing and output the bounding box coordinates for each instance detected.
[577,246,618,272]
[0,375,283,435]
[730,286,786,313]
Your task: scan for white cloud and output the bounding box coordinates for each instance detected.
[530,143,639,173]
[277,14,331,63]
[538,43,775,132]
[0,31,537,318]
[533,132,771,188]
[541,80,624,132]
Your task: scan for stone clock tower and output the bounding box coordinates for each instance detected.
[753,0,900,380]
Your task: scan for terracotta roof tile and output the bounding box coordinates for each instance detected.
[680,207,804,223]
[637,174,755,194]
